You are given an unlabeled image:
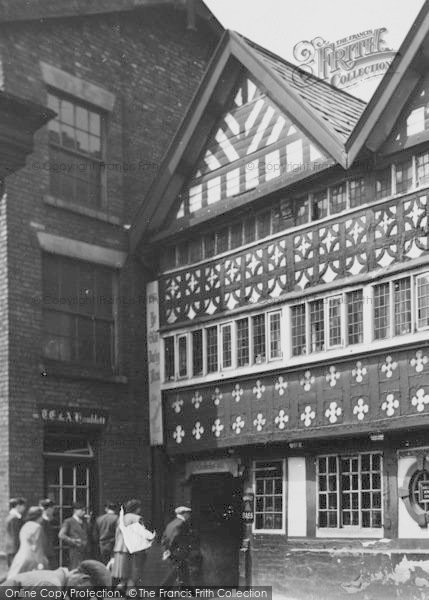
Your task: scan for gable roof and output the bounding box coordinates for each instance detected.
[347,0,429,162]
[0,0,222,34]
[241,36,366,143]
[130,29,366,251]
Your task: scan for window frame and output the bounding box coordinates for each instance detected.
[220,322,233,370]
[316,452,384,538]
[416,272,429,332]
[268,310,282,361]
[42,254,116,371]
[252,459,286,535]
[47,90,106,208]
[176,333,188,379]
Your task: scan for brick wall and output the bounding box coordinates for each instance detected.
[0,5,218,553]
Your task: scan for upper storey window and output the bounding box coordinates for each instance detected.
[47,93,104,207]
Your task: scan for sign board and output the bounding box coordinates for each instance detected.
[146,280,163,445]
[38,407,107,427]
[185,457,241,479]
[418,480,429,503]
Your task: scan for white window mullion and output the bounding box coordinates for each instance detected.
[202,328,207,376]
[391,164,396,196]
[363,284,374,344]
[389,281,395,338]
[412,154,417,189]
[341,292,347,347]
[305,301,311,354]
[411,274,417,333]
[283,305,291,361]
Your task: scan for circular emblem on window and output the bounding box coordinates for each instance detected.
[399,455,429,528]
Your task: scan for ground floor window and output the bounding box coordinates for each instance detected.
[253,460,284,532]
[317,452,382,532]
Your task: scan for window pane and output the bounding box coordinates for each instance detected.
[230,223,243,249]
[243,216,256,244]
[206,326,218,373]
[221,324,232,369]
[43,311,73,361]
[252,314,266,364]
[272,199,293,233]
[394,278,411,335]
[347,290,363,345]
[375,167,392,200]
[76,317,94,363]
[328,296,342,347]
[395,159,413,194]
[417,274,429,329]
[192,330,203,376]
[257,211,271,239]
[374,283,390,339]
[95,320,112,368]
[164,337,175,380]
[310,299,324,352]
[217,228,229,254]
[204,233,215,258]
[349,178,366,208]
[161,246,176,271]
[178,336,187,377]
[189,239,202,263]
[269,312,282,359]
[312,189,328,220]
[330,183,347,214]
[294,195,309,225]
[417,151,429,187]
[236,318,249,367]
[177,242,189,266]
[291,304,306,356]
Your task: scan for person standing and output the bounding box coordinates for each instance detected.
[5,497,26,567]
[161,506,200,587]
[58,502,89,569]
[39,498,56,568]
[93,502,118,564]
[112,499,147,588]
[7,506,49,579]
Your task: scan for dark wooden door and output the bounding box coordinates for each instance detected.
[191,473,242,586]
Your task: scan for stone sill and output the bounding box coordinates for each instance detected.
[39,358,128,384]
[44,194,122,226]
[253,536,429,554]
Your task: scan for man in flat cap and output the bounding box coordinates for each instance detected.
[5,497,26,567]
[161,507,201,587]
[39,499,56,568]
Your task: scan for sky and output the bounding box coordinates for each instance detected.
[204,0,426,101]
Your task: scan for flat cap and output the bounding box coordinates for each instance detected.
[175,506,192,515]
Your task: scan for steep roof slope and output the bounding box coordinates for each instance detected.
[241,36,366,143]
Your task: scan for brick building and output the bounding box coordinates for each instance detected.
[0,0,221,567]
[132,3,429,596]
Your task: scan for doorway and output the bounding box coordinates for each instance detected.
[191,473,242,586]
[44,433,96,567]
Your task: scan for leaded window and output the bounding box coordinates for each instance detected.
[254,461,284,531]
[317,453,382,530]
[47,93,103,207]
[236,318,250,367]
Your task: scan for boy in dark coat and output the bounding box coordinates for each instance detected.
[58,502,89,569]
